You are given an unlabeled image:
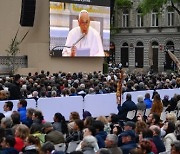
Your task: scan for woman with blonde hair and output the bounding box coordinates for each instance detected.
[166,112,177,124]
[96,116,111,134]
[68,111,80,132]
[151,93,163,116]
[14,124,30,152]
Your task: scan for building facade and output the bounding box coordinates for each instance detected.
[111,0,180,72]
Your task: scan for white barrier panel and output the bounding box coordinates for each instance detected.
[0,99,37,113]
[156,88,180,100]
[37,96,83,122]
[122,90,153,104]
[122,88,180,104]
[84,93,118,118]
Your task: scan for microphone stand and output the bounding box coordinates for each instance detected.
[52,33,86,51]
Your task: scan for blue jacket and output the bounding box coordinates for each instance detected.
[144,98,152,109]
[153,135,166,153]
[18,107,27,123]
[1,147,19,154]
[120,141,137,154]
[95,131,107,148]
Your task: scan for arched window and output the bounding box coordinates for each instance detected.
[136,42,143,46]
[152,41,159,47]
[121,42,129,67]
[151,41,159,72]
[164,41,174,70]
[122,42,129,47]
[135,41,144,68]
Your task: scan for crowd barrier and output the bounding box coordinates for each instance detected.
[0,88,179,122]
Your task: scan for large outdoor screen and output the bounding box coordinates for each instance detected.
[49,0,110,57]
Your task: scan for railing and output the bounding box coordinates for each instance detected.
[0,56,28,74]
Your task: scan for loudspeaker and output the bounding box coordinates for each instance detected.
[20,0,36,27]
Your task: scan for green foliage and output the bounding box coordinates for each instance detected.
[139,0,180,15]
[116,0,132,8]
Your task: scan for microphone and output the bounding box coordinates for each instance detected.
[52,33,86,50]
[73,33,86,46]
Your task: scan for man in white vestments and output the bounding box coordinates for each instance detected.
[62,10,104,57]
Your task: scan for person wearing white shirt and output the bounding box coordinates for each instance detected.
[3,101,13,118]
[62,10,104,57]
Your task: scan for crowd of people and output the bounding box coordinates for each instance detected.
[0,67,180,153]
[0,95,180,154]
[0,67,179,100]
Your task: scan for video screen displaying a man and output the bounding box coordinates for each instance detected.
[62,10,104,57]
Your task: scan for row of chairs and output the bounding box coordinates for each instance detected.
[54,140,81,153]
[127,108,151,120]
[127,108,180,122]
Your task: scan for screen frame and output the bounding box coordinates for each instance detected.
[49,0,110,57]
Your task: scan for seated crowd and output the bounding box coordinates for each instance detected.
[0,92,180,154]
[0,69,179,100]
[0,69,179,153]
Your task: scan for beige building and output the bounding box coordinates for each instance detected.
[111,0,180,72]
[0,0,106,75]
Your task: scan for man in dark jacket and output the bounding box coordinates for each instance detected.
[0,135,19,154]
[150,125,166,153]
[8,74,22,100]
[105,134,123,154]
[120,130,137,154]
[93,120,107,149]
[117,94,137,120]
[43,122,65,145]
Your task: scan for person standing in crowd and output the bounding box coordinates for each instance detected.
[17,99,27,123]
[136,95,146,111]
[8,74,22,100]
[14,124,30,152]
[42,122,65,145]
[93,120,107,149]
[0,135,18,154]
[3,101,13,118]
[62,10,104,57]
[150,93,163,117]
[150,125,166,153]
[105,134,123,154]
[117,94,137,120]
[120,130,137,154]
[144,93,152,109]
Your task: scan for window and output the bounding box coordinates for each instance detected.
[122,9,129,27]
[136,9,143,27]
[151,10,158,27]
[167,7,174,26]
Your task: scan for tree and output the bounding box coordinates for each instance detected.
[139,0,180,15]
[114,0,180,15]
[115,0,132,8]
[5,29,28,75]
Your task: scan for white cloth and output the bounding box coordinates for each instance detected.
[163,133,177,152]
[62,26,104,57]
[4,111,13,118]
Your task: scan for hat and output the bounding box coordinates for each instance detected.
[124,121,135,129]
[83,111,92,119]
[42,122,52,129]
[121,130,135,138]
